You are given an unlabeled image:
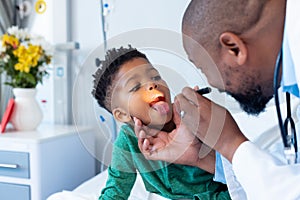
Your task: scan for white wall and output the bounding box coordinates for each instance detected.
[30,0,54,124]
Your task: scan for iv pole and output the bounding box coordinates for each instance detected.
[99,0,118,172]
[100,0,107,51]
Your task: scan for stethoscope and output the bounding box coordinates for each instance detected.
[274,48,299,164]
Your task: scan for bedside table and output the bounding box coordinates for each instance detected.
[0,124,96,200]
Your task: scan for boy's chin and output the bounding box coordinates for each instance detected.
[129,113,173,130]
[147,118,174,131]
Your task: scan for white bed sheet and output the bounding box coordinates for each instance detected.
[47,169,168,200]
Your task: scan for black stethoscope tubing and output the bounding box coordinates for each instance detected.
[273,47,298,162]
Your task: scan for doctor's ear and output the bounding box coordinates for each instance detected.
[112,108,131,123]
[219,32,247,66]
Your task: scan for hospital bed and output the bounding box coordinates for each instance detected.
[47,168,168,200]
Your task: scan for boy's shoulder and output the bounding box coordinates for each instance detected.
[112,124,141,154]
[114,124,137,147]
[118,124,135,137]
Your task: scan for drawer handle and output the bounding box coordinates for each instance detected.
[0,163,19,169]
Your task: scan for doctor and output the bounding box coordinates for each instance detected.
[134,0,300,199]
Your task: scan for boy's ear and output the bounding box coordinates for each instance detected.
[112,107,132,123]
[219,32,247,66]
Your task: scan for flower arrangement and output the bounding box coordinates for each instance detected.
[0,26,52,88]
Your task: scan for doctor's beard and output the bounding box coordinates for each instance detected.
[227,85,273,115]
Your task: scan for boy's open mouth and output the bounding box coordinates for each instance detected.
[149,96,170,115]
[149,96,165,107]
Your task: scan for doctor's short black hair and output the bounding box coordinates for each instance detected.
[92,45,148,113]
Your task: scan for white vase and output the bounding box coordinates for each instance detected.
[10,88,43,131]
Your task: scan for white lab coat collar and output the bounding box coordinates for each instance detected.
[282,0,300,96]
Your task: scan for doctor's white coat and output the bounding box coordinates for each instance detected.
[224,0,300,199]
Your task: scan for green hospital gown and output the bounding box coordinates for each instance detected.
[99,124,230,200]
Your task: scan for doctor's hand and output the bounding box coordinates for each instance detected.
[133,104,216,174]
[178,87,248,162]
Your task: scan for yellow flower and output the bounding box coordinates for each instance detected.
[19,56,31,68]
[14,62,30,73]
[13,45,26,58]
[0,26,52,88]
[1,34,19,48]
[13,44,42,72]
[27,45,42,67]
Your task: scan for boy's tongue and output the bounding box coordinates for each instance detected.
[143,90,170,115]
[151,101,170,115]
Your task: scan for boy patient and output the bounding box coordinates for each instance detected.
[92,45,230,200]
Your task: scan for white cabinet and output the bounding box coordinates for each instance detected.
[0,125,96,200]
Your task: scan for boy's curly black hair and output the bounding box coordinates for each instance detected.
[92,45,148,113]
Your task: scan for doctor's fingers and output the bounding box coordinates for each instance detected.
[134,117,159,137]
[181,88,240,149]
[182,87,211,103]
[181,87,215,122]
[137,135,152,154]
[137,135,167,161]
[174,93,201,135]
[176,87,220,141]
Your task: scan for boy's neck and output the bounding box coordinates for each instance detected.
[161,120,176,132]
[128,119,176,133]
[145,120,176,132]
